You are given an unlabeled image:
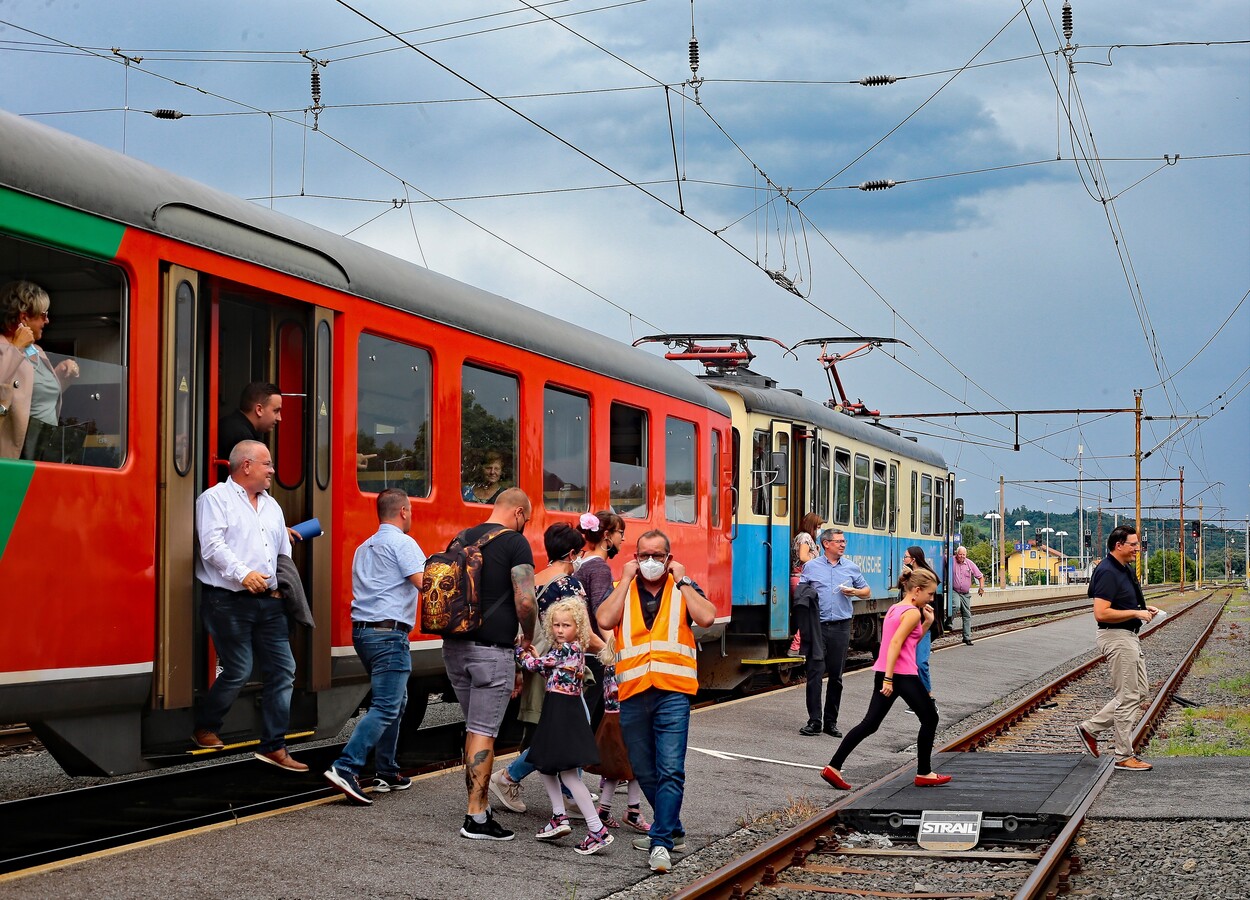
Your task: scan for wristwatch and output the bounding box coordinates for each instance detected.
[676,576,695,589]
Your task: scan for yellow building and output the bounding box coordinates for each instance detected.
[1005,542,1067,585]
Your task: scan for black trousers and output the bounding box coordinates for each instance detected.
[830,671,939,775]
[805,618,851,727]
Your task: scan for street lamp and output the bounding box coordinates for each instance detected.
[1055,531,1068,583]
[1015,519,1030,585]
[985,512,1001,587]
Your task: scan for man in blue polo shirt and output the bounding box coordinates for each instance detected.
[325,487,426,804]
[1075,525,1160,771]
[798,528,870,737]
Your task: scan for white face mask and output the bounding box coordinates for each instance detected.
[638,557,667,581]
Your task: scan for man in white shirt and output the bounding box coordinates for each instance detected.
[192,439,307,772]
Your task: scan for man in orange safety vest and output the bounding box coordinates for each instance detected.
[597,529,716,874]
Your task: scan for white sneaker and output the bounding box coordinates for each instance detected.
[489,769,526,813]
[649,846,671,873]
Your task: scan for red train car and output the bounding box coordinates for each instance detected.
[0,110,732,776]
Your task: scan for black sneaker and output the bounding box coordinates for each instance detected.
[373,773,412,792]
[799,720,822,736]
[822,724,842,738]
[324,766,372,805]
[460,812,515,841]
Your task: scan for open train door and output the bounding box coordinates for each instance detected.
[154,265,200,719]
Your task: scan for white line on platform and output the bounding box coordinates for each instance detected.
[688,747,823,770]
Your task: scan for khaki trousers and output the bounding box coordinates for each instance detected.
[1082,628,1148,760]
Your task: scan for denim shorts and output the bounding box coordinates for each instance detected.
[442,640,515,738]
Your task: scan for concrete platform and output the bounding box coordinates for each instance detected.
[840,751,1110,841]
[1091,757,1250,820]
[0,613,1108,900]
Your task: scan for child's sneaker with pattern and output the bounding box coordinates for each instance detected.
[597,806,621,828]
[574,826,614,856]
[536,814,572,841]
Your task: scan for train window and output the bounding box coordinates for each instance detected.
[543,386,588,512]
[871,459,887,530]
[814,441,831,523]
[853,453,870,528]
[774,432,789,519]
[172,279,195,476]
[888,462,898,533]
[750,429,771,517]
[934,477,946,536]
[610,403,648,518]
[314,319,331,490]
[275,320,305,490]
[710,429,721,527]
[833,448,851,525]
[356,333,431,498]
[0,241,128,468]
[910,470,918,533]
[462,365,519,504]
[920,474,933,535]
[665,417,697,524]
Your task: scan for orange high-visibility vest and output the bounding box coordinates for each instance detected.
[616,575,699,699]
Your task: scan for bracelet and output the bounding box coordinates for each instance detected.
[882,676,893,682]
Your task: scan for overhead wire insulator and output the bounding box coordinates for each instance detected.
[858,179,897,192]
[151,109,183,120]
[311,69,322,107]
[689,38,700,75]
[859,75,897,86]
[1062,1,1074,42]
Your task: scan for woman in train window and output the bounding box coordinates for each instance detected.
[0,280,80,460]
[820,566,950,791]
[462,449,508,503]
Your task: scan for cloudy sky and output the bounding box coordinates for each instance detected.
[3,0,1247,529]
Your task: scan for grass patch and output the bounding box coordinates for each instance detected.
[1149,706,1250,756]
[1217,672,1250,696]
[737,795,824,829]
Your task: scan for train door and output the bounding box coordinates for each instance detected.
[201,284,332,727]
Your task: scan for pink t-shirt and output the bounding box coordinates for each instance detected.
[873,601,924,676]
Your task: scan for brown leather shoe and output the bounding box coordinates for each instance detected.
[1074,723,1099,758]
[254,748,309,772]
[1113,755,1152,772]
[192,729,224,749]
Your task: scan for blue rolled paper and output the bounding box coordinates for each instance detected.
[292,518,323,541]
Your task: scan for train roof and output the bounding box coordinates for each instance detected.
[0,110,728,416]
[704,373,947,469]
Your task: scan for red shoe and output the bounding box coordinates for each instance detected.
[914,773,952,787]
[820,765,852,791]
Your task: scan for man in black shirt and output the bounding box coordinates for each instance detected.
[218,381,282,461]
[442,488,537,841]
[1075,525,1161,771]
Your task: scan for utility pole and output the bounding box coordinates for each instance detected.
[1134,389,1143,580]
[999,474,1006,589]
[1198,501,1204,587]
[1078,444,1084,573]
[1178,467,1185,592]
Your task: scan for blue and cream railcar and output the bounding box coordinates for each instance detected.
[708,369,949,658]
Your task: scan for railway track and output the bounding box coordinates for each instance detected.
[670,589,1231,900]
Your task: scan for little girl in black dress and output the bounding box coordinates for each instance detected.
[516,597,614,856]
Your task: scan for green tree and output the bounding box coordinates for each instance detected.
[960,523,977,548]
[1147,550,1195,583]
[966,541,993,580]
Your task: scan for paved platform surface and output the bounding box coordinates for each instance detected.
[2,613,1124,900]
[1090,757,1250,820]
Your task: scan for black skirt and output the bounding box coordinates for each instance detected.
[526,692,600,775]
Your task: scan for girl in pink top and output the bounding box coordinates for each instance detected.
[820,568,952,791]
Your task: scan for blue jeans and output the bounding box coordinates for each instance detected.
[916,631,933,693]
[620,689,690,851]
[334,627,411,776]
[196,587,296,753]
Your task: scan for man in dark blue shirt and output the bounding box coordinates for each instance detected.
[1075,525,1161,771]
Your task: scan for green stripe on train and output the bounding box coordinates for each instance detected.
[0,187,126,259]
[0,462,35,559]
